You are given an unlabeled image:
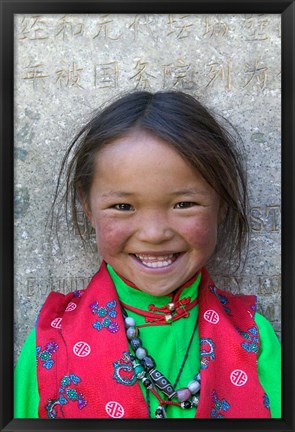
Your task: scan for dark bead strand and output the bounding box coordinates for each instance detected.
[130,338,142,351]
[148,368,176,399]
[140,355,156,371]
[155,406,167,419]
[142,377,152,389]
[121,305,201,417]
[182,400,192,409]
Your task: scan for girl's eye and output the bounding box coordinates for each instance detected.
[113,203,134,211]
[174,202,196,209]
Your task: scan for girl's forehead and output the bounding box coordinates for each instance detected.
[91,133,217,199]
[102,130,171,152]
[96,132,188,173]
[97,130,194,169]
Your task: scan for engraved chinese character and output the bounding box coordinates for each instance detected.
[162,59,195,89]
[23,63,49,89]
[243,60,268,89]
[203,16,228,38]
[55,62,84,88]
[243,15,269,41]
[128,15,154,40]
[94,62,119,89]
[18,16,49,41]
[55,15,84,40]
[206,59,232,90]
[93,15,121,40]
[129,60,156,89]
[167,15,194,39]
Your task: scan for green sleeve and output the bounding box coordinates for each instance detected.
[14,328,39,418]
[255,313,281,418]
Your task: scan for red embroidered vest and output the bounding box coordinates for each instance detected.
[36,262,271,418]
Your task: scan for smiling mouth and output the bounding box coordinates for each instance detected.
[132,253,181,268]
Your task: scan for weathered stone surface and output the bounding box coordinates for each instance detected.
[14,14,281,362]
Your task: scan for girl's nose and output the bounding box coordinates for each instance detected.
[135,211,174,244]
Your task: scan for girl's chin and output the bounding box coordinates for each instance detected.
[130,281,180,297]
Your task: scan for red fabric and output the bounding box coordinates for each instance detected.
[196,269,270,418]
[36,262,271,418]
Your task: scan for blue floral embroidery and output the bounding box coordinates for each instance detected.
[238,326,259,354]
[90,299,119,333]
[209,285,231,314]
[263,393,270,410]
[200,338,216,369]
[211,390,230,418]
[45,373,87,418]
[36,341,58,369]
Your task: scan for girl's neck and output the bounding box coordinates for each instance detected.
[113,268,201,297]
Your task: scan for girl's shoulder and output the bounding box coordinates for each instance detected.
[254,312,280,343]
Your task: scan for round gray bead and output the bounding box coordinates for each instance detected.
[187,380,201,394]
[135,347,147,360]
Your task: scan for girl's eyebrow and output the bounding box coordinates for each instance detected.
[100,189,208,198]
[100,191,135,198]
[169,189,207,196]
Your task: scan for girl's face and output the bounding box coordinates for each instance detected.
[85,130,223,296]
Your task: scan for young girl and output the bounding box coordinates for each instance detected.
[14,90,281,419]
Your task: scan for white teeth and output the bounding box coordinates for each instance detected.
[134,254,176,268]
[135,254,174,262]
[142,259,173,268]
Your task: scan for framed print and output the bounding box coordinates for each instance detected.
[0,0,294,431]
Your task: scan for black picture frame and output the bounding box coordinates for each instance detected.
[0,1,294,431]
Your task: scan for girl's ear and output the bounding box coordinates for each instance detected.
[78,187,94,227]
[83,202,94,227]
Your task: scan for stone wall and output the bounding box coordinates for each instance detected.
[14,13,281,362]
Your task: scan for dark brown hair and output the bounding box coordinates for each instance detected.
[52,90,249,270]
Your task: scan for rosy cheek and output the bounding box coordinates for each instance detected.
[182,218,217,246]
[93,218,130,254]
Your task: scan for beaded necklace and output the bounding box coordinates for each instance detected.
[122,308,201,419]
